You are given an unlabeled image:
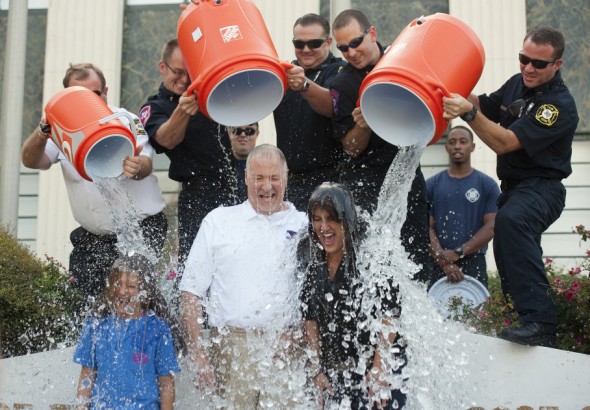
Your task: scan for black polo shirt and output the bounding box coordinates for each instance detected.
[301,255,400,370]
[479,71,578,181]
[274,53,346,173]
[139,83,234,182]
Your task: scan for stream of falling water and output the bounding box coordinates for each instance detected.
[357,145,472,409]
[93,176,156,264]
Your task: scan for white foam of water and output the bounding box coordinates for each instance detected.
[93,177,156,263]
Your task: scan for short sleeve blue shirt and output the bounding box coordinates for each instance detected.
[426,169,500,253]
[74,313,180,409]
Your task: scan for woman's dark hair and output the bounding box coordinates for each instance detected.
[303,182,363,274]
[92,254,184,353]
[307,182,359,253]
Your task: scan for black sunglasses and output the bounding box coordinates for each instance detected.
[292,38,327,50]
[336,28,369,52]
[232,127,257,136]
[518,52,558,69]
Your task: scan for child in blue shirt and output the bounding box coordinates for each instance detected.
[74,254,181,409]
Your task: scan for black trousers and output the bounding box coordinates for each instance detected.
[494,177,564,325]
[69,211,167,299]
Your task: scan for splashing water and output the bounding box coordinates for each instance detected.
[93,177,156,263]
[356,145,471,409]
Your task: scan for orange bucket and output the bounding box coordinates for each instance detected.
[44,86,137,181]
[177,0,289,126]
[359,13,485,147]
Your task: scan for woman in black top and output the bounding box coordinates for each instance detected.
[299,182,405,409]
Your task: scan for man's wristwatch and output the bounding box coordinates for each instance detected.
[454,246,464,257]
[460,105,478,122]
[300,79,310,92]
[39,121,51,136]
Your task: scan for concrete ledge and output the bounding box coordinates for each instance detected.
[1,332,589,409]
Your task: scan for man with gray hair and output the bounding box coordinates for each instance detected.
[180,144,307,407]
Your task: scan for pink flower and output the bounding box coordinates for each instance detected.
[568,267,581,276]
[565,291,575,301]
[576,337,583,344]
[503,318,511,326]
[545,257,553,265]
[166,270,177,280]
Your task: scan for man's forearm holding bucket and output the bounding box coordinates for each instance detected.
[442,93,522,155]
[153,93,198,149]
[341,107,372,157]
[21,121,52,170]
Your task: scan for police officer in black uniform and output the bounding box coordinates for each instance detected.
[443,26,579,347]
[275,13,346,210]
[139,39,236,270]
[330,9,434,286]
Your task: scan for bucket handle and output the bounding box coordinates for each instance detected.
[186,75,202,98]
[98,111,138,154]
[280,61,294,70]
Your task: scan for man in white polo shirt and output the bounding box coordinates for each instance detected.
[180,144,307,407]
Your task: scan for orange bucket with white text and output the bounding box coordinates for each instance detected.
[44,86,137,181]
[177,0,289,126]
[359,13,485,147]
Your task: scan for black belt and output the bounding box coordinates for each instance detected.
[500,178,524,191]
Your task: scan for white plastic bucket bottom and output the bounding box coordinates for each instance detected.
[207,69,284,126]
[85,134,135,179]
[360,82,435,147]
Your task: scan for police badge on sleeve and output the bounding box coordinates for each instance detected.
[535,104,559,126]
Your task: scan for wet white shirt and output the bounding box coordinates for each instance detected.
[180,200,307,329]
[44,106,165,235]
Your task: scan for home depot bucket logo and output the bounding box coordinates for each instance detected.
[220,25,242,43]
[51,123,85,164]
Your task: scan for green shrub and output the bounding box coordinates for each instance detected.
[0,225,82,357]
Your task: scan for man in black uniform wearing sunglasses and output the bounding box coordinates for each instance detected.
[274,13,346,210]
[329,9,434,286]
[443,26,579,347]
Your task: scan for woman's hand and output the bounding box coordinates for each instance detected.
[313,372,334,409]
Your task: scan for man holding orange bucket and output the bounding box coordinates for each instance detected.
[329,10,433,287]
[442,26,579,347]
[139,39,236,274]
[274,13,345,210]
[21,63,167,301]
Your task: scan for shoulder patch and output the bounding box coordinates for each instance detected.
[139,105,151,127]
[331,89,340,116]
[535,104,558,126]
